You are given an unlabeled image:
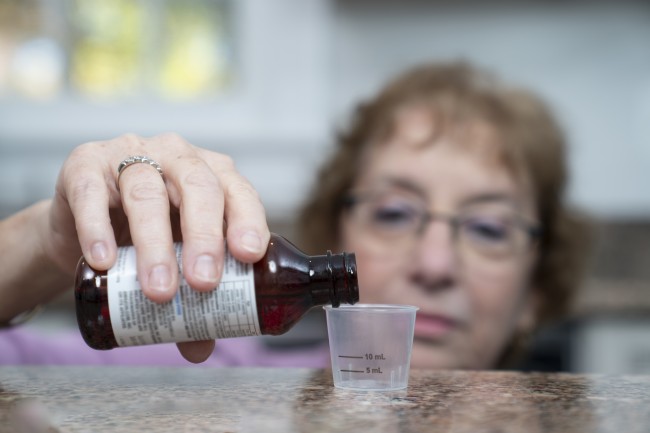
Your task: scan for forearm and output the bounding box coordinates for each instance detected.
[0,200,72,323]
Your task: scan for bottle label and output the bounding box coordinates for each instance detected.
[107,243,261,347]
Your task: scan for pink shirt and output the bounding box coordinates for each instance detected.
[0,328,331,367]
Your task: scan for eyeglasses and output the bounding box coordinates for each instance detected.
[343,191,541,261]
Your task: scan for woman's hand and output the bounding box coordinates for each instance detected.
[44,133,270,362]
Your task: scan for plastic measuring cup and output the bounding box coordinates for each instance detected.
[324,304,418,391]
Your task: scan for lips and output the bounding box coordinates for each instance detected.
[414,312,460,340]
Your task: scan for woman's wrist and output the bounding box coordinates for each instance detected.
[0,200,72,325]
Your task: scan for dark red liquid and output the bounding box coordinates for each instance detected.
[75,234,358,350]
[75,263,117,350]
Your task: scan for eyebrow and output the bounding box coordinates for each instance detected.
[371,177,428,199]
[367,178,526,210]
[458,193,522,209]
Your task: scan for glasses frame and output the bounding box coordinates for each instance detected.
[342,193,542,257]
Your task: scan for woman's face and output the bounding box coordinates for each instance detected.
[340,111,539,369]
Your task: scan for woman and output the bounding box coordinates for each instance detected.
[0,62,589,368]
[297,62,590,368]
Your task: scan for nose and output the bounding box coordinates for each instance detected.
[410,218,457,289]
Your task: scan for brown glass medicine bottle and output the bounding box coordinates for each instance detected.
[75,233,358,350]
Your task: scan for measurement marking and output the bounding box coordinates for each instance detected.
[340,369,365,373]
[338,355,363,359]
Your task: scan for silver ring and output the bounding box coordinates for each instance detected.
[116,155,164,190]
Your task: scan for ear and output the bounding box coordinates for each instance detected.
[517,242,540,333]
[516,287,540,335]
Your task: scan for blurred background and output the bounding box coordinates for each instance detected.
[1,0,649,373]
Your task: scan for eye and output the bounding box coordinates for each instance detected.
[461,217,511,244]
[368,203,420,231]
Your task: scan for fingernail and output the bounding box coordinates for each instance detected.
[194,254,218,283]
[91,242,108,262]
[240,231,262,254]
[149,265,172,293]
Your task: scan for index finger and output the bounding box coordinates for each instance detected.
[59,143,118,271]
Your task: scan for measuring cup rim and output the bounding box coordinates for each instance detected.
[323,304,419,313]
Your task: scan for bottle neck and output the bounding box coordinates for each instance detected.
[309,251,359,307]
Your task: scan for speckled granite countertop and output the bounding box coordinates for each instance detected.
[1,367,649,432]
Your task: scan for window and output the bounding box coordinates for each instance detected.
[0,0,234,102]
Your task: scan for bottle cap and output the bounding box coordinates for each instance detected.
[328,251,359,307]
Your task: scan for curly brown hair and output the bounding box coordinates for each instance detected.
[297,61,591,332]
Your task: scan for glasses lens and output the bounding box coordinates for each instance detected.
[365,202,421,235]
[349,193,425,255]
[459,216,519,257]
[457,202,539,260]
